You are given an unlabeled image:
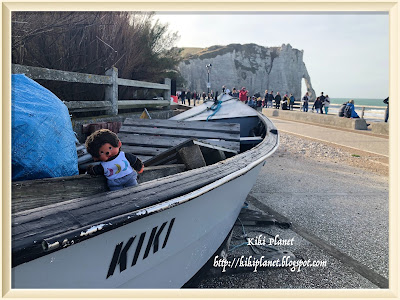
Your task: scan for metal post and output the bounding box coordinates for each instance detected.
[105,67,118,116]
[206,64,212,96]
[207,72,210,94]
[361,107,365,119]
[164,78,171,106]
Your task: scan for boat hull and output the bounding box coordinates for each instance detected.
[12,164,262,288]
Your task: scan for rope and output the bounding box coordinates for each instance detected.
[206,100,222,121]
[229,218,248,252]
[177,96,237,121]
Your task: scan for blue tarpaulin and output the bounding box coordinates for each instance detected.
[12,74,78,181]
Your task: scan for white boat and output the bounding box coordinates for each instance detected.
[12,94,279,288]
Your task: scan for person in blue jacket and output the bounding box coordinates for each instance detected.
[345,99,359,118]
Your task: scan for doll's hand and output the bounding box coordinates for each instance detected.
[86,165,94,175]
[137,165,144,174]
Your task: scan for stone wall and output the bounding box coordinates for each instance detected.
[262,108,372,131]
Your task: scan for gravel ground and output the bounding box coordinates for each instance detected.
[278,133,388,176]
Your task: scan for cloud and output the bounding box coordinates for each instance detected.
[156,12,389,98]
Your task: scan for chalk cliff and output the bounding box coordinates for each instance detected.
[178,43,315,101]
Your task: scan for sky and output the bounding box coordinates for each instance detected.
[155,12,389,99]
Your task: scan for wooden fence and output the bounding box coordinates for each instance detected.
[12,64,171,116]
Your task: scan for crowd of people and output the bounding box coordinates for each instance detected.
[238,88,332,114]
[176,86,371,121]
[304,92,331,114]
[177,89,226,106]
[176,90,203,106]
[177,86,306,111]
[177,86,389,124]
[237,87,298,111]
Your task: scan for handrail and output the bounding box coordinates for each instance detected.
[328,103,386,109]
[12,64,171,116]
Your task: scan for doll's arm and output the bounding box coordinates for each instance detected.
[86,164,104,175]
[126,153,144,174]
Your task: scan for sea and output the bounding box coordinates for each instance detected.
[330,98,386,107]
[327,98,387,122]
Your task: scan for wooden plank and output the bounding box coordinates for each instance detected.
[200,147,226,165]
[123,118,240,134]
[119,134,188,148]
[64,101,111,109]
[118,100,170,109]
[138,164,186,183]
[12,175,108,214]
[116,78,169,90]
[137,155,153,162]
[194,140,238,154]
[201,139,240,153]
[119,125,240,142]
[12,165,186,214]
[240,136,263,145]
[120,134,239,153]
[144,139,194,167]
[123,145,167,156]
[12,64,112,85]
[68,107,110,113]
[178,145,206,170]
[240,136,263,142]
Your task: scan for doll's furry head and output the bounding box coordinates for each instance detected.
[85,129,120,158]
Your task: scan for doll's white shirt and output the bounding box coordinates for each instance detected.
[100,151,133,180]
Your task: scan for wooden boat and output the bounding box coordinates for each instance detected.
[11,93,279,288]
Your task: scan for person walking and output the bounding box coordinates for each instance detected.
[180,90,186,105]
[323,94,330,114]
[289,94,295,110]
[192,90,197,106]
[267,90,274,108]
[319,92,326,104]
[274,92,281,109]
[302,92,310,112]
[186,90,191,106]
[263,90,269,108]
[281,94,289,110]
[312,97,323,113]
[319,92,326,113]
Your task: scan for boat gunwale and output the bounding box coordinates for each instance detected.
[12,111,279,267]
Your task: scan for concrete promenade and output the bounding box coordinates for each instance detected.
[269,117,389,157]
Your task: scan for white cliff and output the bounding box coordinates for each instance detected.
[178,43,315,101]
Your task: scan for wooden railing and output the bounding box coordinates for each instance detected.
[12,64,171,116]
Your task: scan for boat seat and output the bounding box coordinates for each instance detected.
[240,136,263,145]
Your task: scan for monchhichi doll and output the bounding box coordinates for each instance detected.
[85,129,144,191]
